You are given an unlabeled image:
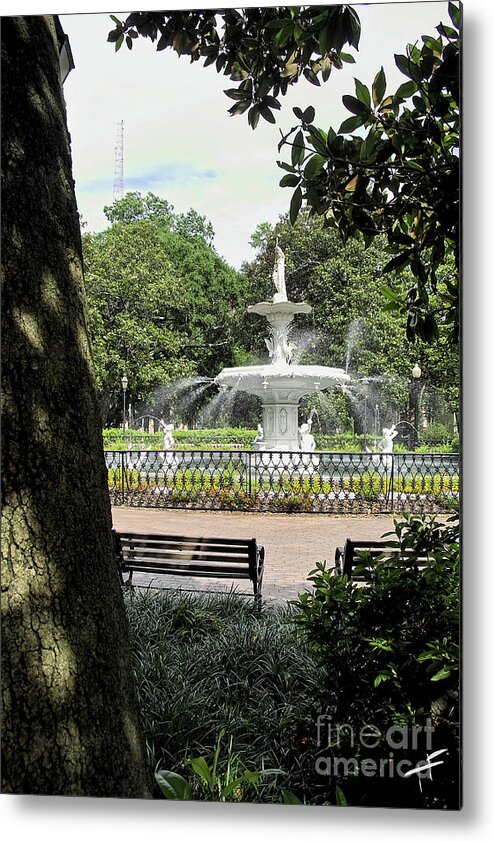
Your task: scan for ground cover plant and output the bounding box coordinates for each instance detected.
[124,589,322,803]
[124,513,460,809]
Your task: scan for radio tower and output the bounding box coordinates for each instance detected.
[113,120,124,202]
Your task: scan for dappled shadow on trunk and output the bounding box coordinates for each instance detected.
[1,16,150,797]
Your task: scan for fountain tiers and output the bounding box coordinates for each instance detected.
[215,294,349,452]
[215,361,349,451]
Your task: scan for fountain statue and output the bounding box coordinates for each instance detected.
[163,423,175,450]
[299,417,316,452]
[367,424,398,470]
[214,244,349,452]
[272,239,287,303]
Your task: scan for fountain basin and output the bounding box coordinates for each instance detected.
[215,363,349,397]
[215,363,349,451]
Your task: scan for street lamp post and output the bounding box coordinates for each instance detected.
[363,394,368,450]
[411,363,421,450]
[121,373,128,433]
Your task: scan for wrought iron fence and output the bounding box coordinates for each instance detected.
[106,449,460,515]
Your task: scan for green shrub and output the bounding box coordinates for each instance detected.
[290,514,460,809]
[419,423,454,444]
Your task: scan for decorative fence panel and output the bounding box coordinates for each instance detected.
[106,450,459,515]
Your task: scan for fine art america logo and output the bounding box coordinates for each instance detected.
[315,715,447,790]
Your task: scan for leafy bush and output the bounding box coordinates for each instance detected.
[103,427,460,454]
[290,514,460,809]
[419,423,454,444]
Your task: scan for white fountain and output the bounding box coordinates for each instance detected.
[214,241,350,452]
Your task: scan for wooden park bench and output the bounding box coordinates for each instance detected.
[113,530,265,600]
[334,539,432,580]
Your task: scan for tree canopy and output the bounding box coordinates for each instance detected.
[109,5,460,345]
[108,6,360,129]
[83,193,245,424]
[278,2,460,342]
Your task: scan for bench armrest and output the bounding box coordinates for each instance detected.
[334,546,344,575]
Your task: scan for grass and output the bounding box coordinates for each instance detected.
[124,588,323,802]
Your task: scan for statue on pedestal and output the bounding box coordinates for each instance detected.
[299,417,316,452]
[163,424,175,450]
[272,240,287,303]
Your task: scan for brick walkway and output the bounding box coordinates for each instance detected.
[112,507,400,603]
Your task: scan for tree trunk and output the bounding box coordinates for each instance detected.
[1,16,151,797]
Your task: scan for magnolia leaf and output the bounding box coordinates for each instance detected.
[279,173,301,188]
[224,88,249,101]
[304,154,325,179]
[303,105,316,124]
[291,129,305,166]
[345,174,359,192]
[449,2,460,27]
[248,104,260,130]
[379,96,394,112]
[260,104,276,124]
[290,186,303,225]
[395,80,418,99]
[342,94,370,117]
[372,67,386,106]
[339,114,366,134]
[355,78,371,108]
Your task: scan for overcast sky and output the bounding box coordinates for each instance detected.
[55,2,450,268]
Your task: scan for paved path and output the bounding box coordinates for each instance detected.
[112,507,400,603]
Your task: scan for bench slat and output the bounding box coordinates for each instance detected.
[119,532,255,549]
[121,549,250,563]
[121,555,251,570]
[122,565,251,579]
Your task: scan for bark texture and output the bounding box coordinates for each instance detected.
[1,16,151,797]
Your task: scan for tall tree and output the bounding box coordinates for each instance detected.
[82,220,195,425]
[1,17,150,796]
[110,5,459,343]
[278,3,460,342]
[83,196,245,424]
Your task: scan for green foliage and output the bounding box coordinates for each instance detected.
[83,196,246,424]
[108,7,360,127]
[83,219,194,424]
[419,422,455,444]
[125,512,460,808]
[278,4,460,342]
[125,590,323,803]
[290,514,460,808]
[102,427,458,453]
[155,729,276,802]
[103,191,174,226]
[104,191,215,245]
